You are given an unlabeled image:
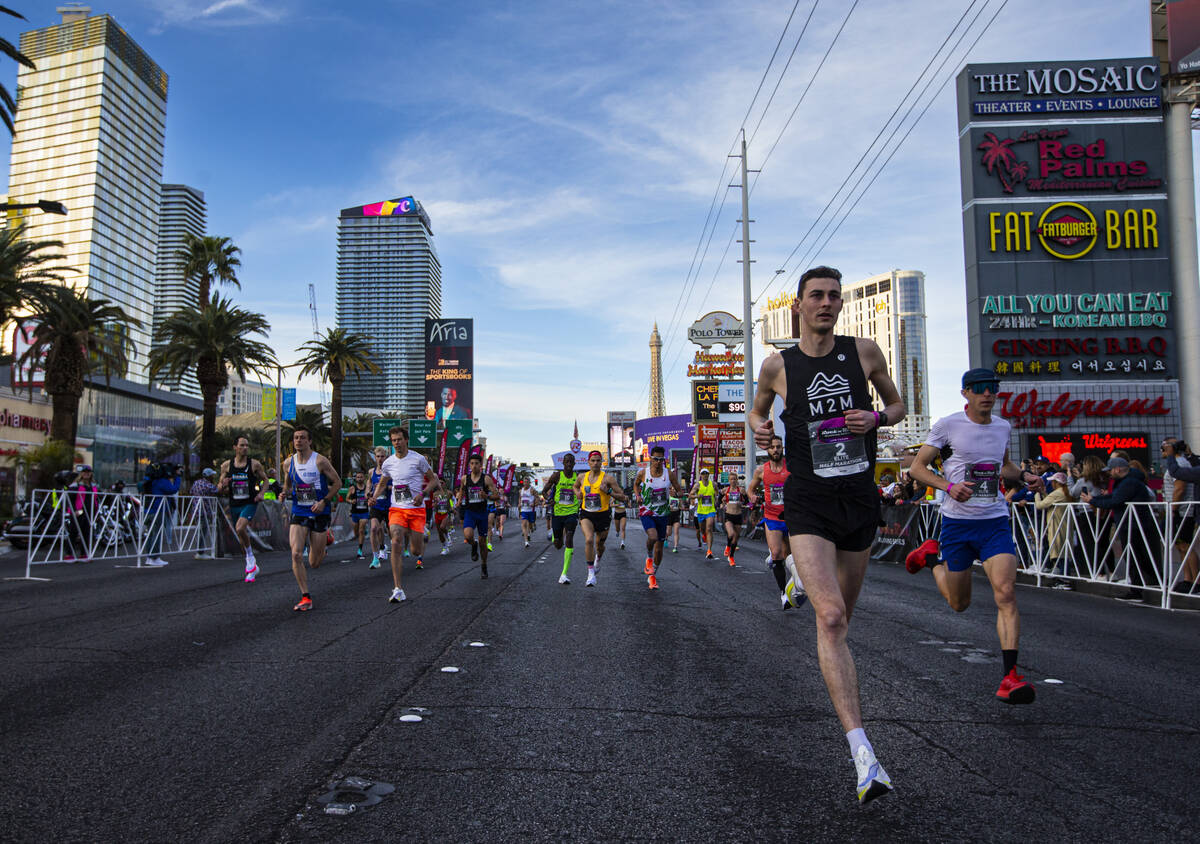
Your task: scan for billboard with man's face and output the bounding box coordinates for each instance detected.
[425,319,474,427]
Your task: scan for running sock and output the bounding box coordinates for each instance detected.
[846,728,873,759]
[771,559,788,590]
[1002,649,1018,677]
[562,547,573,575]
[302,592,311,599]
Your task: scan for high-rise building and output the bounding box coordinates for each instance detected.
[216,365,268,417]
[9,7,168,382]
[153,184,205,398]
[336,197,441,413]
[760,269,931,440]
[649,322,665,418]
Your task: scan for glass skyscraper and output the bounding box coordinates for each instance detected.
[336,197,442,413]
[9,8,167,383]
[154,184,206,398]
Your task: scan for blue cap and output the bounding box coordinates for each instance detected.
[962,368,997,388]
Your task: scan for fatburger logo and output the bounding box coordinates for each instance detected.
[1036,202,1097,259]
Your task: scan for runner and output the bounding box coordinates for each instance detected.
[367,446,391,570]
[542,453,581,584]
[432,489,452,555]
[544,487,554,542]
[748,265,905,804]
[370,426,441,602]
[458,450,500,578]
[347,470,371,559]
[574,450,627,587]
[611,487,628,550]
[666,486,683,553]
[748,434,804,610]
[721,471,745,567]
[634,445,685,590]
[517,477,539,548]
[905,368,1041,705]
[279,426,342,612]
[216,434,268,582]
[495,481,508,540]
[690,469,718,560]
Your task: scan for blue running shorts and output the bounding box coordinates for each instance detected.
[939,515,1016,572]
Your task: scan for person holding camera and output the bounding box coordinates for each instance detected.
[143,462,182,567]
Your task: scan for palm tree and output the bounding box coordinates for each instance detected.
[156,422,199,471]
[18,285,138,447]
[0,224,75,328]
[213,425,275,465]
[177,232,241,308]
[0,7,34,136]
[342,411,377,474]
[148,295,276,470]
[294,328,381,475]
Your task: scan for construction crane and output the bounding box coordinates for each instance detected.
[308,283,329,407]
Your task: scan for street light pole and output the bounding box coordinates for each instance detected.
[738,131,756,482]
[0,200,68,215]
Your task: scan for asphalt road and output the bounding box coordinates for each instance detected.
[1,520,1198,843]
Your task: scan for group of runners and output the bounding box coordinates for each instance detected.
[210,265,1040,807]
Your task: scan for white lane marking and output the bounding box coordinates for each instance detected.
[440,666,460,673]
[399,714,423,723]
[1044,678,1064,685]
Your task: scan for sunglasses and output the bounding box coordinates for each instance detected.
[650,455,663,460]
[967,381,1001,395]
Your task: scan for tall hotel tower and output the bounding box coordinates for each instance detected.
[336,197,442,413]
[648,322,665,418]
[8,7,167,382]
[153,185,205,397]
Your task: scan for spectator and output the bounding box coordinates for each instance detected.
[190,468,219,560]
[1080,457,1157,601]
[143,463,182,567]
[261,469,281,501]
[67,464,99,561]
[1070,456,1105,499]
[879,472,899,503]
[1059,452,1077,476]
[1161,438,1200,592]
[1035,472,1074,588]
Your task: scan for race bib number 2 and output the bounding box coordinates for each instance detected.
[808,417,869,479]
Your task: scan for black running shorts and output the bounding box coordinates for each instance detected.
[290,512,332,533]
[783,479,879,552]
[724,511,743,526]
[580,510,611,533]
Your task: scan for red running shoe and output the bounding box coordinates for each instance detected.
[996,668,1036,704]
[905,539,940,574]
[647,573,659,590]
[644,557,654,575]
[293,596,313,612]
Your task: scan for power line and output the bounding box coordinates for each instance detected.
[746,1,821,148]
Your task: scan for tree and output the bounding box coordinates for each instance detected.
[212,425,275,466]
[18,285,138,447]
[342,411,377,474]
[11,439,78,498]
[283,405,331,458]
[0,224,74,328]
[148,295,276,471]
[156,422,198,470]
[294,327,381,475]
[177,232,241,309]
[0,6,34,136]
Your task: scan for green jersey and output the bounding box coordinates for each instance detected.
[553,471,580,516]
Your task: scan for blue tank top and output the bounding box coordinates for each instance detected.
[289,452,328,516]
[370,467,391,509]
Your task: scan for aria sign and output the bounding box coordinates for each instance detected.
[688,311,744,349]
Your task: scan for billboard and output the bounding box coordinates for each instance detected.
[1168,0,1200,76]
[634,414,695,463]
[692,381,719,424]
[607,411,636,466]
[11,323,43,388]
[424,318,473,427]
[718,381,754,423]
[956,59,1176,384]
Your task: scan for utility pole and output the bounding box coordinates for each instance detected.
[1165,81,1200,446]
[736,131,757,482]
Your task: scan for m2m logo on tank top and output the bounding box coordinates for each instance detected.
[806,372,854,416]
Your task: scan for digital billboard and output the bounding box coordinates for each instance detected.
[607,411,636,466]
[634,414,695,463]
[424,319,473,427]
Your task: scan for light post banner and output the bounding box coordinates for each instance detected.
[436,427,448,476]
[281,388,297,422]
[454,441,472,487]
[261,388,277,422]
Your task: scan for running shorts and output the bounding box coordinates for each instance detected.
[666,510,680,526]
[552,513,578,542]
[1179,515,1197,543]
[351,512,369,522]
[231,502,257,522]
[939,515,1016,572]
[463,509,488,533]
[290,512,331,533]
[520,510,537,523]
[696,512,716,522]
[761,517,788,535]
[783,482,879,552]
[640,514,668,536]
[389,507,426,532]
[435,513,449,527]
[580,510,611,532]
[725,511,743,526]
[370,505,389,521]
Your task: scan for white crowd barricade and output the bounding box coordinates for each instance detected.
[20,489,220,576]
[898,499,1200,609]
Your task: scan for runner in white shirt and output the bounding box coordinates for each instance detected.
[517,478,540,548]
[906,368,1043,705]
[370,426,441,603]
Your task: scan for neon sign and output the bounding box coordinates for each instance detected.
[362,197,416,216]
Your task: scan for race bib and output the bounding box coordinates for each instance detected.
[966,462,999,499]
[392,484,414,506]
[468,485,484,504]
[728,490,740,503]
[295,483,316,505]
[769,484,784,505]
[649,488,667,505]
[558,488,576,505]
[669,497,681,511]
[436,500,450,514]
[232,479,249,499]
[584,493,602,511]
[521,492,534,508]
[808,417,869,479]
[700,495,713,506]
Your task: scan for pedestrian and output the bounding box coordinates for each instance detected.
[190,467,219,559]
[1034,472,1074,587]
[143,462,181,567]
[67,464,99,561]
[1080,457,1158,601]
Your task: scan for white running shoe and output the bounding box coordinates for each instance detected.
[620,540,625,549]
[245,549,256,570]
[524,540,530,548]
[547,531,554,541]
[144,557,168,567]
[586,570,597,587]
[244,563,259,582]
[389,587,406,603]
[440,545,448,555]
[783,555,808,608]
[558,573,570,585]
[853,745,893,805]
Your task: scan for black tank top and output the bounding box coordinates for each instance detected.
[780,335,877,494]
[349,485,369,513]
[229,457,256,503]
[462,473,488,513]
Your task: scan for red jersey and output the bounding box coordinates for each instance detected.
[762,461,789,521]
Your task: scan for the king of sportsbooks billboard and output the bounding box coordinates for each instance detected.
[424,318,473,427]
[956,58,1176,383]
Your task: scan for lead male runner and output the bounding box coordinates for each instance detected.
[748,266,905,805]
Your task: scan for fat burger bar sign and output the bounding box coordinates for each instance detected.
[998,388,1171,430]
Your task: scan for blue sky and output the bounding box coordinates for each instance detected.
[0,0,1176,463]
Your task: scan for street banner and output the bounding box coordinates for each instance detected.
[485,455,494,476]
[503,464,515,493]
[436,427,448,476]
[281,388,297,422]
[261,388,277,422]
[869,504,926,564]
[454,441,472,487]
[425,318,474,426]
